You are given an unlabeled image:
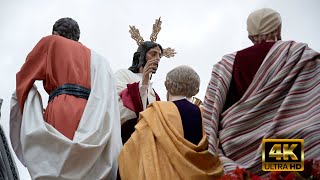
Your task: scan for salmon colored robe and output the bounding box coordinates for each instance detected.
[16,35,91,140]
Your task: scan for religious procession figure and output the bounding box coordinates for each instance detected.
[10,18,122,179]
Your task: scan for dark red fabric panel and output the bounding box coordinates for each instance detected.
[126,82,143,117]
[120,88,135,112]
[154,89,161,101]
[223,42,275,111]
[121,82,161,144]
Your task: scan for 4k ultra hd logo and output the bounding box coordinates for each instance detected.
[262,139,304,171]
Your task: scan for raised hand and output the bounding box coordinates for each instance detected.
[141,59,159,86]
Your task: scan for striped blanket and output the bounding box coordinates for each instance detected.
[203,41,320,175]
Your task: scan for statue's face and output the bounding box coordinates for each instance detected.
[145,46,162,61]
[145,46,162,73]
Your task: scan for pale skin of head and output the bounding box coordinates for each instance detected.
[139,46,162,86]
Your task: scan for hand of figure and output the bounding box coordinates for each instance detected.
[142,59,159,85]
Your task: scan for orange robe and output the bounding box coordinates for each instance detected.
[16,35,91,140]
[118,101,223,180]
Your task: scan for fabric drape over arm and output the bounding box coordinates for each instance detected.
[118,101,223,180]
[203,53,235,155]
[203,41,320,176]
[10,50,122,180]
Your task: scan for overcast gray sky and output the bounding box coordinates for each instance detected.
[1,0,319,179]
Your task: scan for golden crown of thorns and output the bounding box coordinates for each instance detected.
[129,17,176,58]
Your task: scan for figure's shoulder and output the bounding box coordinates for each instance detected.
[155,101,172,105]
[39,35,87,48]
[114,69,133,76]
[277,41,319,56]
[32,35,55,46]
[277,40,308,48]
[114,69,135,83]
[151,101,176,111]
[39,35,65,43]
[222,52,237,60]
[28,35,60,51]
[216,52,236,66]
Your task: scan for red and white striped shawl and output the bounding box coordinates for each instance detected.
[203,41,320,175]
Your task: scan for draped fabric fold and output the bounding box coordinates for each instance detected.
[10,51,122,180]
[118,101,223,180]
[203,41,320,176]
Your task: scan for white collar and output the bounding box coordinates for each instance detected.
[170,95,192,102]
